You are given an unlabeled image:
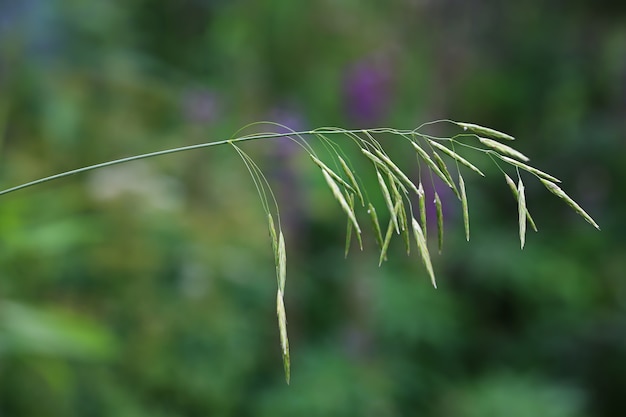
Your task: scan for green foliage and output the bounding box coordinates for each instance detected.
[439,373,586,417]
[0,121,598,384]
[0,301,116,359]
[0,1,622,416]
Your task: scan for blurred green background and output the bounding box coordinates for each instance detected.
[0,1,623,416]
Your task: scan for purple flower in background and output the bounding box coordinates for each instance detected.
[181,88,219,124]
[266,106,309,244]
[420,175,455,237]
[270,107,306,133]
[343,56,393,125]
[268,106,307,158]
[0,0,63,62]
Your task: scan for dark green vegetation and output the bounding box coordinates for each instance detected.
[0,1,623,416]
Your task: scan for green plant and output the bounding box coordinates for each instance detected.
[0,120,599,383]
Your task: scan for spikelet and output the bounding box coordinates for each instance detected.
[499,156,561,183]
[344,217,353,258]
[311,155,355,193]
[278,231,286,293]
[395,199,411,254]
[379,216,395,266]
[338,155,364,206]
[479,137,529,162]
[321,170,362,234]
[412,218,437,288]
[363,150,410,196]
[459,173,470,241]
[518,179,527,249]
[372,148,420,195]
[418,182,427,239]
[276,290,290,384]
[432,151,461,199]
[350,194,362,249]
[362,149,388,172]
[504,174,538,232]
[539,178,600,230]
[376,171,399,234]
[411,142,456,190]
[268,213,279,278]
[345,193,362,255]
[368,203,384,249]
[435,192,444,254]
[428,140,485,176]
[455,121,515,141]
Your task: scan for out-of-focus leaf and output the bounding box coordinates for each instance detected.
[0,301,117,360]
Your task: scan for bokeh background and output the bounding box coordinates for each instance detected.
[0,1,624,416]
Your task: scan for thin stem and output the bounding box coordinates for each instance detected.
[0,133,297,196]
[0,136,243,196]
[0,128,417,197]
[0,126,544,200]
